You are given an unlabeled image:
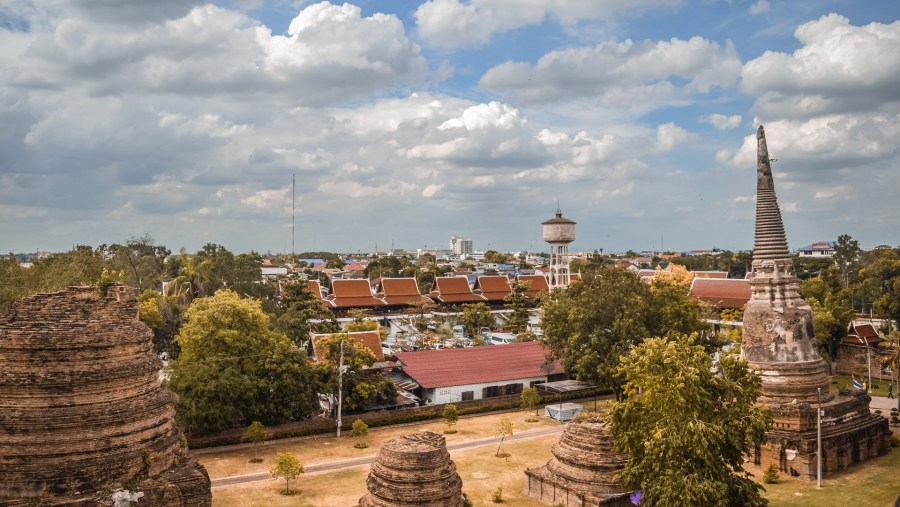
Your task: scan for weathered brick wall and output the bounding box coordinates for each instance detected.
[0,285,211,506]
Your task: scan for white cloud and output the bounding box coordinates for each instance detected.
[414,0,680,48]
[479,36,741,107]
[9,2,425,107]
[699,113,742,130]
[421,183,444,197]
[748,0,769,15]
[473,175,495,187]
[741,14,900,119]
[438,102,522,131]
[655,122,699,152]
[158,113,252,138]
[240,188,289,210]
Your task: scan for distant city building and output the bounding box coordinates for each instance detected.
[797,241,835,257]
[449,235,473,256]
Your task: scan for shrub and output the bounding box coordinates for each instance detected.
[351,419,368,438]
[891,416,900,426]
[891,435,900,448]
[762,463,779,484]
[354,442,369,449]
[491,484,504,503]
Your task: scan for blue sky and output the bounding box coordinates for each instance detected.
[1,0,898,255]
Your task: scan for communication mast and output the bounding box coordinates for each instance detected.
[542,206,576,289]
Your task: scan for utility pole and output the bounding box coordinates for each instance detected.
[291,173,296,265]
[336,340,344,438]
[817,387,822,488]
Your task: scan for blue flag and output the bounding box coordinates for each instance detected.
[853,379,863,389]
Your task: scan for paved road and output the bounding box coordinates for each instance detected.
[210,424,566,489]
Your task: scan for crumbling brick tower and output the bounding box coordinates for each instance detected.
[359,431,465,507]
[741,126,890,477]
[0,285,211,506]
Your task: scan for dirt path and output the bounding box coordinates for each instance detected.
[210,424,566,488]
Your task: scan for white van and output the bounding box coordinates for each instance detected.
[488,332,517,345]
[452,325,466,339]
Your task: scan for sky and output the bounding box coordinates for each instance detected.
[1,0,899,255]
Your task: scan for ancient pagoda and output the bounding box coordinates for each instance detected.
[0,285,211,506]
[741,126,890,476]
[524,413,632,506]
[359,431,465,507]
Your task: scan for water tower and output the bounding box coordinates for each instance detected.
[542,207,576,289]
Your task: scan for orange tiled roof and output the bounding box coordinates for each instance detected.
[326,279,386,308]
[517,275,550,298]
[688,278,750,309]
[378,278,432,306]
[311,330,384,363]
[429,276,486,303]
[307,280,323,299]
[474,276,512,301]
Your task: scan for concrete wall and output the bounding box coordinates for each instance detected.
[424,376,547,404]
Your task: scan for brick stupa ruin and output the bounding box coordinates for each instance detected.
[524,414,632,507]
[741,126,890,477]
[0,285,211,506]
[359,431,464,507]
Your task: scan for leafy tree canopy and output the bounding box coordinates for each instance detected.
[168,290,318,433]
[540,268,708,398]
[609,336,771,507]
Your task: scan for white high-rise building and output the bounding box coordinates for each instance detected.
[450,235,473,256]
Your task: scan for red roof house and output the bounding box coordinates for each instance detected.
[517,275,550,299]
[395,341,564,404]
[326,279,386,309]
[311,330,385,363]
[842,323,884,347]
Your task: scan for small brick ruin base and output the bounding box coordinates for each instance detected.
[0,285,211,506]
[525,415,633,507]
[359,431,464,507]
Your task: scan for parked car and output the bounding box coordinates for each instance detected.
[487,332,517,345]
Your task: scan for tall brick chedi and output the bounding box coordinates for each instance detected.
[0,285,211,506]
[741,126,889,477]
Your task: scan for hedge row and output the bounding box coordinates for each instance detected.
[187,388,607,449]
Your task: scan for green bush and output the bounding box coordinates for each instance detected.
[762,463,779,484]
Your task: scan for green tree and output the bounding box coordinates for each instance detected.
[245,421,267,463]
[168,290,319,432]
[274,280,339,343]
[270,453,303,495]
[832,234,862,288]
[0,254,29,311]
[459,302,494,338]
[442,404,459,434]
[101,235,170,292]
[495,418,513,457]
[315,334,397,413]
[351,418,369,438]
[137,289,184,357]
[540,268,707,400]
[504,280,532,335]
[519,387,541,417]
[609,336,771,507]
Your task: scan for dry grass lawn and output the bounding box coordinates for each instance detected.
[198,410,559,479]
[211,432,559,507]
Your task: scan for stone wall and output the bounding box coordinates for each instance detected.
[0,285,211,506]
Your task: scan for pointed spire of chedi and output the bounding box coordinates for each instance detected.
[741,125,830,405]
[753,125,791,261]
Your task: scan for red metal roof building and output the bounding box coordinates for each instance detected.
[395,341,564,405]
[688,278,750,310]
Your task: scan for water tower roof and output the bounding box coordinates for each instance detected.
[542,211,576,225]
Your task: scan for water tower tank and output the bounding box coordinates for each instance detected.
[542,209,576,245]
